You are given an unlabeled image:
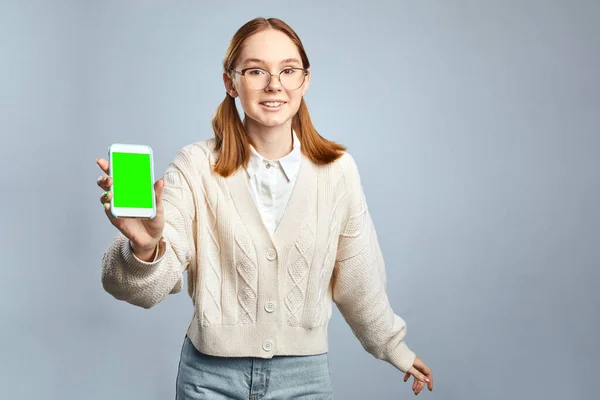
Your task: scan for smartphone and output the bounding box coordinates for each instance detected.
[108,143,156,219]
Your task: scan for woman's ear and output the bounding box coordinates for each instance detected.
[222,71,237,98]
[301,70,311,97]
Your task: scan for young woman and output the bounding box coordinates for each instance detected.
[96,17,433,399]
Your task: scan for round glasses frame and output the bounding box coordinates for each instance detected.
[229,67,309,90]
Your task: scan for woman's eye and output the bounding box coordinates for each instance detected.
[248,69,264,75]
[282,68,295,74]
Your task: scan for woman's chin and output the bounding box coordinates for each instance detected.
[247,113,290,129]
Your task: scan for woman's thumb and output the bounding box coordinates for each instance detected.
[155,178,165,203]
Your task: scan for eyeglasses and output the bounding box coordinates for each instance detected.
[230,67,308,90]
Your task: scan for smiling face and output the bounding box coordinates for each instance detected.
[224,29,310,132]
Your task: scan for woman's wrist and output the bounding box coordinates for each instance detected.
[131,241,160,262]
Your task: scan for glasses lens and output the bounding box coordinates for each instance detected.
[244,69,270,90]
[280,69,305,90]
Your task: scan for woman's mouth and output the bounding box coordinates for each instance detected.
[259,101,286,110]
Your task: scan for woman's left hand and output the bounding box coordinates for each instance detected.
[403,356,433,395]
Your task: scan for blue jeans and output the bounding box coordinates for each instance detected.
[176,335,334,399]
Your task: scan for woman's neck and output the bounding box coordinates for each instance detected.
[244,118,294,161]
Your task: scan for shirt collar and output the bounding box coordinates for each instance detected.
[246,130,302,182]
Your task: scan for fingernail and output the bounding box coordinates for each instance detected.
[104,191,109,198]
[425,378,430,382]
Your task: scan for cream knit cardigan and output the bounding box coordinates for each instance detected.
[101,139,416,373]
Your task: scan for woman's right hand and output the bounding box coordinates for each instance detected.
[96,157,165,260]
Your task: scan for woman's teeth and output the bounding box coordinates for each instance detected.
[261,102,284,108]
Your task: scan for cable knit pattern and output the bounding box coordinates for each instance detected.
[284,220,315,326]
[202,219,221,326]
[100,139,416,373]
[234,226,258,324]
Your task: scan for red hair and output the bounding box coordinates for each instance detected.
[211,17,346,177]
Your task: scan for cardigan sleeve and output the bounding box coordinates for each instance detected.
[100,160,195,309]
[332,153,417,373]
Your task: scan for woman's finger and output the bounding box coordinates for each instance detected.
[100,190,111,204]
[101,193,114,220]
[102,198,125,230]
[417,378,427,394]
[413,357,434,391]
[99,191,115,218]
[408,366,430,384]
[96,158,109,174]
[97,175,112,191]
[155,178,164,211]
[403,371,410,382]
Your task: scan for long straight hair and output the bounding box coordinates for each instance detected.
[211,17,346,177]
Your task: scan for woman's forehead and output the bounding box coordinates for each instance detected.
[239,30,301,65]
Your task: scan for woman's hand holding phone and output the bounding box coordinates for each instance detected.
[96,157,165,261]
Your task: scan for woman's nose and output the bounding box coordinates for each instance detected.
[266,74,283,91]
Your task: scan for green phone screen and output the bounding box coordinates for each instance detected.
[112,152,153,208]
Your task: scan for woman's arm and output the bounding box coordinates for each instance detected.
[100,162,195,309]
[332,154,417,373]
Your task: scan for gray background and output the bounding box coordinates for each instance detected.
[1,0,598,399]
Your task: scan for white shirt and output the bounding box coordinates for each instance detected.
[245,131,302,236]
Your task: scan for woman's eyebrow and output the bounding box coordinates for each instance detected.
[242,58,302,66]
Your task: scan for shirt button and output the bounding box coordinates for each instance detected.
[266,163,273,169]
[263,340,273,352]
[266,249,277,261]
[264,302,275,313]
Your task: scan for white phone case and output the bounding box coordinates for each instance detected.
[108,143,157,219]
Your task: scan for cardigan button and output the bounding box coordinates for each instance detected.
[266,249,277,261]
[264,302,275,313]
[263,340,273,352]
